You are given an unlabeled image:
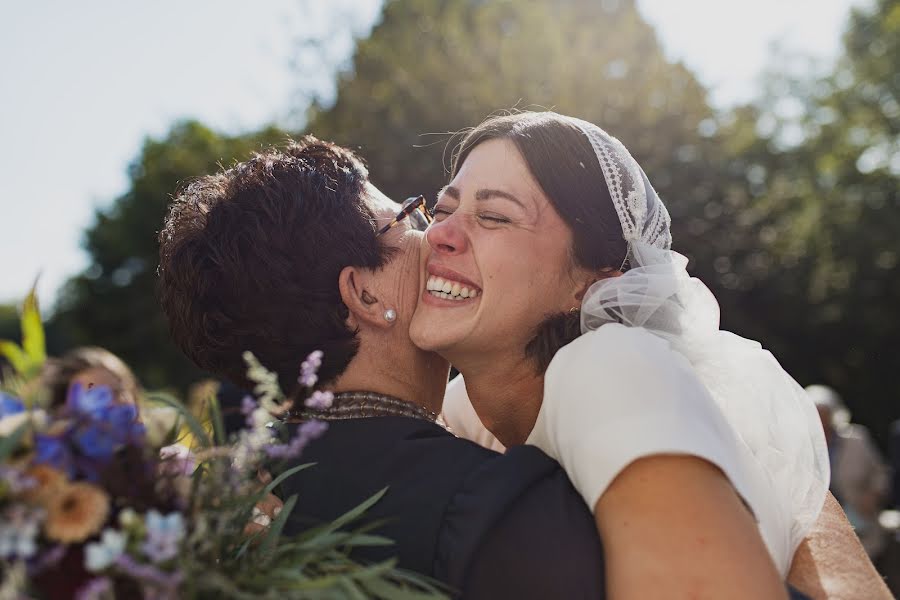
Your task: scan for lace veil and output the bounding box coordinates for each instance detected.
[565,116,830,570]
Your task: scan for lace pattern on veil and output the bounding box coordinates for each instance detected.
[563,116,830,573]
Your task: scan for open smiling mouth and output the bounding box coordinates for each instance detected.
[425,275,481,301]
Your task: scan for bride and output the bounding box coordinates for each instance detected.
[408,111,877,597]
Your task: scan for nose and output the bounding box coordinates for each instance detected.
[426,214,468,256]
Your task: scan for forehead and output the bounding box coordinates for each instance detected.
[364,182,398,218]
[453,138,542,201]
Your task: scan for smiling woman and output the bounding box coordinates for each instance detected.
[410,113,626,383]
[407,110,842,599]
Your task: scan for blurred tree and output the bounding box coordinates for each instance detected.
[304,0,738,255]
[0,304,18,342]
[305,0,898,442]
[304,0,769,349]
[50,121,287,390]
[716,0,900,444]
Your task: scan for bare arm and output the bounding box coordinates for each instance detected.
[786,492,891,599]
[595,455,786,600]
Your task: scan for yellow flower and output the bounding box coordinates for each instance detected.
[22,464,67,505]
[44,482,110,543]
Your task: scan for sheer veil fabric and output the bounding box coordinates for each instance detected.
[442,115,830,575]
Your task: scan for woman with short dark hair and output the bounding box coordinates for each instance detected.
[157,136,607,598]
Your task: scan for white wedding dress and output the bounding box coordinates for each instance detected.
[441,115,830,577]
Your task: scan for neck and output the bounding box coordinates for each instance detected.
[452,350,544,448]
[331,338,448,416]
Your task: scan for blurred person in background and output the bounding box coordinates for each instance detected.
[42,346,141,408]
[41,346,178,445]
[807,384,891,559]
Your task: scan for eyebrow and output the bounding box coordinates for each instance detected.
[475,188,526,209]
[439,185,526,209]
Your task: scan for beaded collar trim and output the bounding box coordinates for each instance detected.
[295,391,439,423]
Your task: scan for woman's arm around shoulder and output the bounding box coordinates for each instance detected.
[596,453,787,600]
[786,492,892,600]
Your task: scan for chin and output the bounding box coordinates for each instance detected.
[408,309,468,355]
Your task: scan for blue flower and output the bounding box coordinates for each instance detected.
[34,434,75,477]
[103,404,145,442]
[73,424,120,461]
[67,383,115,419]
[141,510,184,564]
[0,392,24,418]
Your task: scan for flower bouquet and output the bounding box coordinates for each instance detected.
[0,291,447,599]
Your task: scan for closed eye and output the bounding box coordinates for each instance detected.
[477,213,510,224]
[431,206,453,219]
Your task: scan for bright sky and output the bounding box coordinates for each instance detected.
[0,0,867,308]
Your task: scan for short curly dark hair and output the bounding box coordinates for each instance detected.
[157,136,394,393]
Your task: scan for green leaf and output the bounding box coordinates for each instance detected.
[208,394,226,446]
[20,286,46,369]
[324,487,388,534]
[0,341,27,375]
[145,390,211,448]
[259,462,316,498]
[257,493,297,556]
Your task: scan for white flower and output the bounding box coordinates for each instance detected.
[118,508,139,529]
[141,510,185,563]
[0,409,45,437]
[84,528,127,572]
[249,407,273,430]
[0,506,41,560]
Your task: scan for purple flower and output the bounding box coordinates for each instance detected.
[240,395,258,428]
[297,350,324,388]
[0,392,24,418]
[158,444,196,477]
[304,390,334,410]
[116,553,182,599]
[31,544,66,573]
[265,419,328,460]
[75,577,113,600]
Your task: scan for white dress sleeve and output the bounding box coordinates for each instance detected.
[440,375,506,453]
[526,323,795,575]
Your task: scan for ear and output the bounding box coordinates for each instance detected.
[572,267,623,305]
[338,266,392,331]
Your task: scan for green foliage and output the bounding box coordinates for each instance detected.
[49,121,289,391]
[713,0,900,444]
[307,0,719,210]
[46,0,898,447]
[0,286,46,380]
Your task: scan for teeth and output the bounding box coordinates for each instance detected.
[426,275,480,300]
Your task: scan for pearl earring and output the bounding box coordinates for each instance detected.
[383,309,397,322]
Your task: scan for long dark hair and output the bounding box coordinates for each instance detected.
[451,111,626,372]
